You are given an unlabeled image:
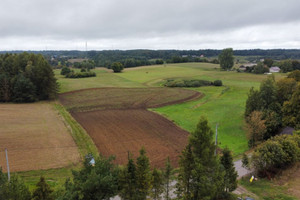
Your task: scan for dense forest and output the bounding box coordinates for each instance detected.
[0,52,58,102]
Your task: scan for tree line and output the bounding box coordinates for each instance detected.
[0,53,58,102]
[245,70,300,147]
[0,117,238,200]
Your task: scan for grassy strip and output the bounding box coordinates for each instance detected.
[16,165,79,192]
[239,176,297,200]
[53,102,98,158]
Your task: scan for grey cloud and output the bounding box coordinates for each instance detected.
[0,0,300,49]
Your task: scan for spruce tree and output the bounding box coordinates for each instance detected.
[135,147,151,200]
[176,144,194,200]
[176,116,225,200]
[32,176,53,200]
[163,157,174,200]
[150,168,164,200]
[220,148,238,192]
[119,153,137,200]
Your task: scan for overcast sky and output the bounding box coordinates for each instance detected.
[1,0,300,50]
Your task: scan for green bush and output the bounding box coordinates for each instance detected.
[60,67,71,75]
[252,135,300,177]
[213,80,223,86]
[111,62,124,73]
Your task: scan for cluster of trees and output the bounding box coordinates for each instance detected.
[0,53,58,102]
[61,66,96,78]
[166,56,219,64]
[244,134,300,178]
[245,71,300,147]
[277,59,300,73]
[0,170,54,200]
[0,117,238,200]
[73,60,96,70]
[164,79,222,87]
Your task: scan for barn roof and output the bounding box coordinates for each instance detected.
[280,126,295,135]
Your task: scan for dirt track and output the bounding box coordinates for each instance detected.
[0,103,80,172]
[72,109,189,167]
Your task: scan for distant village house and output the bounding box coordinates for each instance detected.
[269,66,280,73]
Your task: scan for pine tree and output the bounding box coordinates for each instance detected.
[220,148,238,192]
[163,157,174,200]
[119,153,138,200]
[135,147,151,200]
[150,168,164,200]
[32,176,53,200]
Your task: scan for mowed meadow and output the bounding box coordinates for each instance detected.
[56,63,286,155]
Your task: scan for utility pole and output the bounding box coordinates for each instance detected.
[215,123,219,156]
[5,148,10,181]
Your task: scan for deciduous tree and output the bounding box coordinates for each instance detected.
[111,62,124,73]
[218,48,234,70]
[247,111,266,147]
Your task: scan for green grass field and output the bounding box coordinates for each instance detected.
[55,68,145,93]
[116,63,285,155]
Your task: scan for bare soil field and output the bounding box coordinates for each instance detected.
[72,109,189,167]
[59,87,200,167]
[0,103,80,172]
[59,87,201,112]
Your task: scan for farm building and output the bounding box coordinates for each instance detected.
[244,63,256,67]
[280,127,295,135]
[239,65,247,71]
[269,66,280,73]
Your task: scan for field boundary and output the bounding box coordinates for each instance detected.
[53,102,98,158]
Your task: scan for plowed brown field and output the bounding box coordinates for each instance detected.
[60,87,201,167]
[59,87,201,112]
[0,103,80,172]
[72,109,189,167]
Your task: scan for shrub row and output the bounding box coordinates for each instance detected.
[65,71,96,78]
[164,79,222,87]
